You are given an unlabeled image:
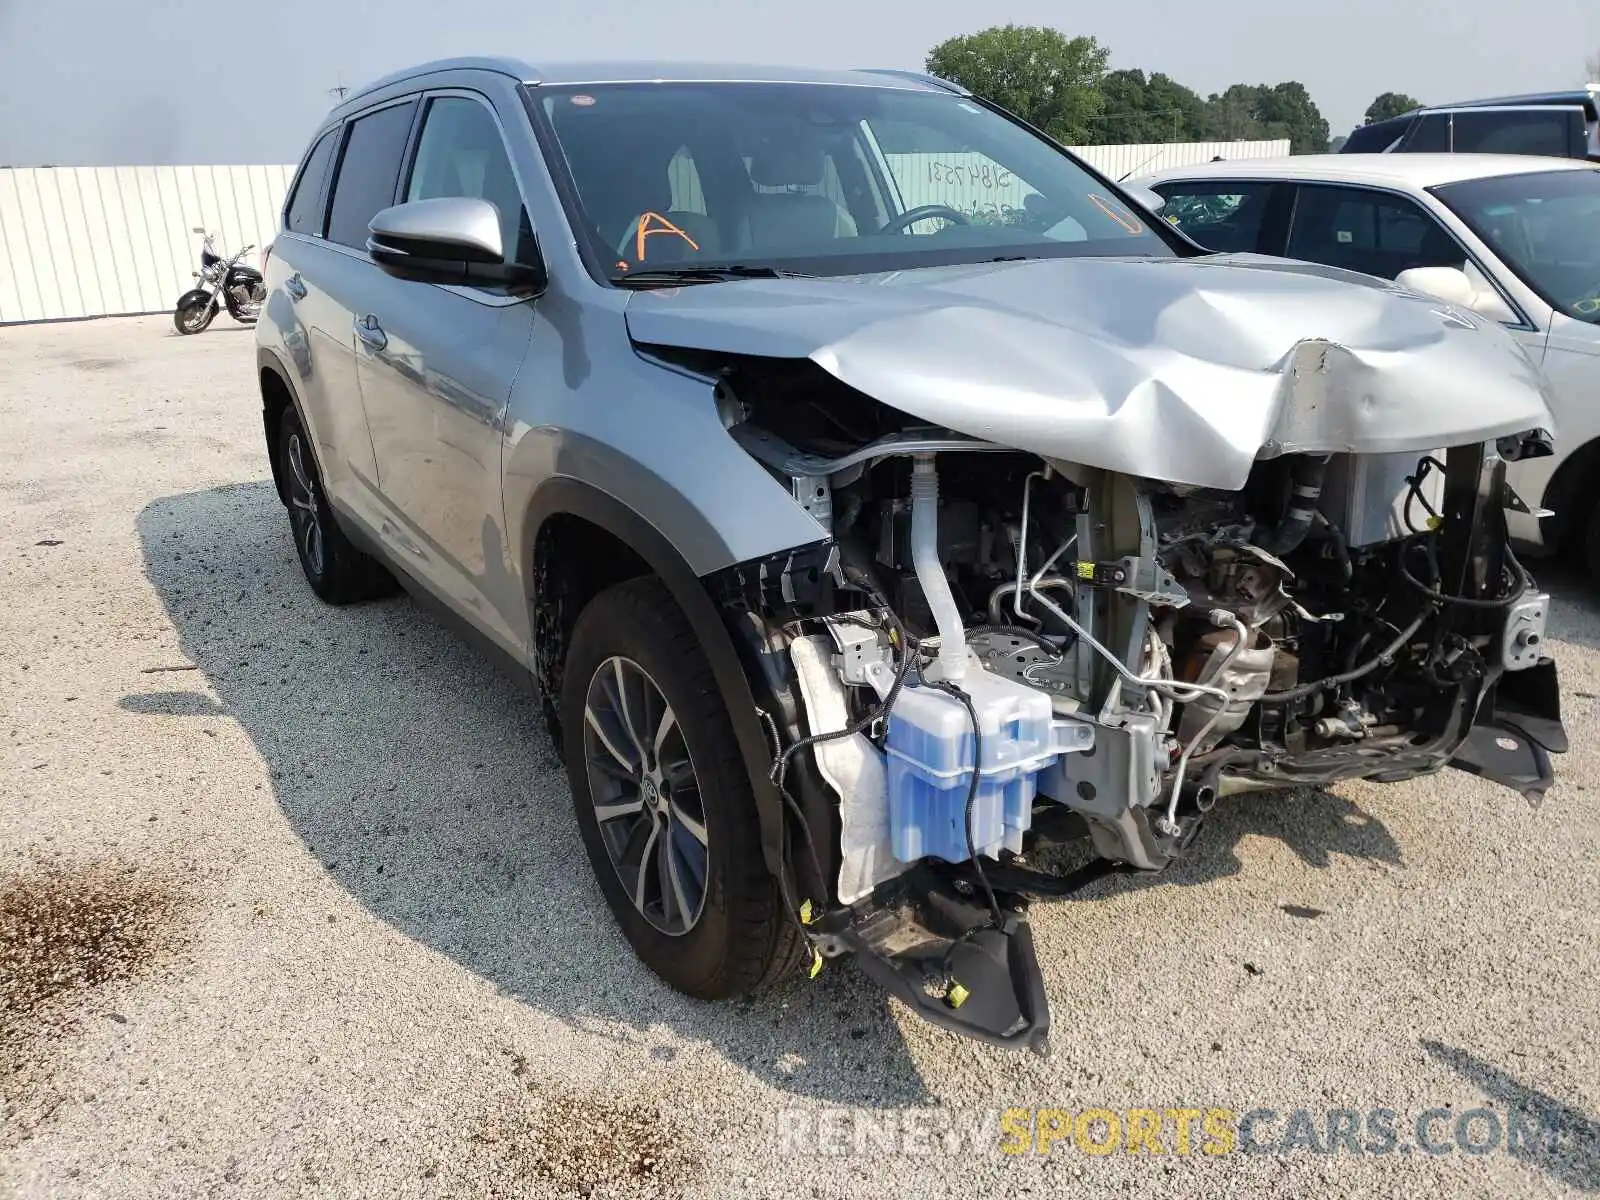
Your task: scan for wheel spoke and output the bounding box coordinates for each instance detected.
[669,799,708,847]
[661,834,688,927]
[303,518,322,571]
[593,795,644,824]
[652,705,677,764]
[612,660,649,766]
[585,705,639,775]
[587,750,636,785]
[632,821,660,912]
[287,435,314,497]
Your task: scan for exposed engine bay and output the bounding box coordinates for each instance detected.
[704,359,1567,1052]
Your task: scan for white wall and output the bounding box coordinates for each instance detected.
[0,140,1288,325]
[0,165,291,324]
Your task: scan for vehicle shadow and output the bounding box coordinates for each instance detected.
[1420,1039,1599,1192]
[135,481,1406,1103]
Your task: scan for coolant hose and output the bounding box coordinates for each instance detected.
[1257,454,1332,557]
[911,454,967,684]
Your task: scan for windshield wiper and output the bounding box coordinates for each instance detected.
[610,264,813,288]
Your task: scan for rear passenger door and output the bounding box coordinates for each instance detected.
[294,98,419,527]
[350,91,539,653]
[1283,184,1467,280]
[267,122,383,511]
[1148,181,1289,254]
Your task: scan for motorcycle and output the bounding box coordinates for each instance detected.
[173,227,265,334]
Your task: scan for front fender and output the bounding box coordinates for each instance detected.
[520,474,794,884]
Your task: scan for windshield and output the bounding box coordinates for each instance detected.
[531,82,1177,282]
[1433,169,1600,324]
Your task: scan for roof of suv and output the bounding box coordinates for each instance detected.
[1140,152,1600,190]
[335,57,964,114]
[1427,86,1600,117]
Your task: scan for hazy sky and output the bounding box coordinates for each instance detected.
[1,0,1596,166]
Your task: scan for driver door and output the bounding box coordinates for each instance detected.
[353,92,539,653]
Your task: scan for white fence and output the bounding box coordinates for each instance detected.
[0,165,291,324]
[887,141,1290,217]
[0,140,1288,325]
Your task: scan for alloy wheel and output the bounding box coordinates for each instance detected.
[582,656,710,935]
[285,431,325,576]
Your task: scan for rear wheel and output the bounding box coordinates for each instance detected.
[275,408,394,604]
[562,577,803,999]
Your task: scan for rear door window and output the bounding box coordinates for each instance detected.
[285,129,338,236]
[326,100,418,251]
[1286,184,1465,279]
[1151,182,1278,253]
[1449,109,1582,157]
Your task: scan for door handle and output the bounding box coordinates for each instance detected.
[354,314,387,353]
[284,274,307,301]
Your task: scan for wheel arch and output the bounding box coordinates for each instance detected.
[1539,435,1600,551]
[523,477,791,884]
[257,348,303,508]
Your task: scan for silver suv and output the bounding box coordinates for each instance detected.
[258,58,1566,1050]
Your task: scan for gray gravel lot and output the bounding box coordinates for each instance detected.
[1,314,1598,1199]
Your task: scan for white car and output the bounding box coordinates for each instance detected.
[1137,154,1600,575]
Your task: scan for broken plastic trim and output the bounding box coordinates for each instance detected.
[820,865,1051,1053]
[817,861,1129,1053]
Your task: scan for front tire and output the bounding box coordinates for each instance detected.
[562,577,803,999]
[1581,492,1600,587]
[275,408,394,605]
[173,293,217,335]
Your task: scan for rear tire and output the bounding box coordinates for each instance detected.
[275,408,394,605]
[562,576,804,999]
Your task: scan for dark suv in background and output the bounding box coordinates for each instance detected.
[1342,87,1600,160]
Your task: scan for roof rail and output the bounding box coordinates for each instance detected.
[855,69,969,96]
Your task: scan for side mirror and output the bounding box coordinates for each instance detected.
[192,226,207,235]
[367,197,546,291]
[1395,264,1516,324]
[1122,185,1167,214]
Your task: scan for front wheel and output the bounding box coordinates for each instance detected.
[173,291,217,335]
[1580,491,1600,586]
[561,577,804,999]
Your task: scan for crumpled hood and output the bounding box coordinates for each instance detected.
[624,254,1558,490]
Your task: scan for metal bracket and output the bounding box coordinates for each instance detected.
[793,475,832,526]
[824,617,892,687]
[1075,556,1191,609]
[1502,592,1550,672]
[1502,484,1554,520]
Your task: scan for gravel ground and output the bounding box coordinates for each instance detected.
[2,314,1597,1200]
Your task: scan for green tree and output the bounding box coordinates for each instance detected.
[1364,92,1422,124]
[1091,68,1209,144]
[1203,84,1268,141]
[1202,81,1330,153]
[1256,81,1331,153]
[925,25,1110,144]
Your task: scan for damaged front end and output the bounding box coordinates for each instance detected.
[671,264,1567,1052]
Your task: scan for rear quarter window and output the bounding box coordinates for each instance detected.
[284,129,338,236]
[1450,110,1579,157]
